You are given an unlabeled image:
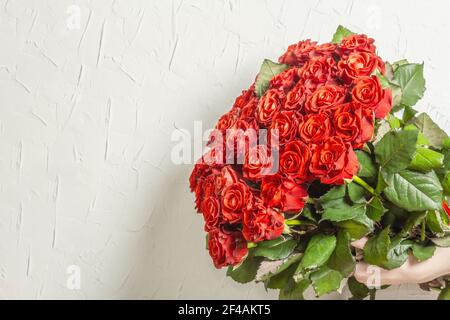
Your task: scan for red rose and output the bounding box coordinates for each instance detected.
[283,83,307,111]
[221,181,252,223]
[243,145,276,180]
[216,111,238,131]
[202,196,221,232]
[333,104,360,144]
[352,76,392,119]
[270,111,299,143]
[280,141,311,181]
[300,56,336,86]
[261,175,308,212]
[208,227,248,268]
[310,136,358,185]
[243,202,285,243]
[226,119,259,163]
[215,166,239,192]
[299,113,332,144]
[270,68,300,93]
[305,85,346,113]
[190,163,216,212]
[339,34,376,53]
[232,86,257,111]
[338,51,385,84]
[311,43,337,57]
[256,89,284,125]
[279,39,318,66]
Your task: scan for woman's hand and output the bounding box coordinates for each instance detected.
[351,237,450,286]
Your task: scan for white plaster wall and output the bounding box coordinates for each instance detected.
[0,0,448,299]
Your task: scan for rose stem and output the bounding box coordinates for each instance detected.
[353,176,376,195]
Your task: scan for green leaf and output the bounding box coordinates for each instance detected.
[347,182,366,204]
[319,185,347,209]
[426,210,448,234]
[366,196,387,222]
[411,244,436,262]
[310,266,343,297]
[412,113,449,149]
[253,237,297,260]
[347,276,370,300]
[255,59,289,98]
[382,238,412,270]
[438,284,450,300]
[403,106,418,123]
[409,147,444,172]
[403,124,430,146]
[335,220,370,240]
[387,114,402,129]
[392,59,409,71]
[431,235,450,247]
[257,253,303,282]
[331,25,355,44]
[279,278,310,300]
[321,203,366,222]
[393,63,426,107]
[265,263,297,289]
[327,231,355,277]
[363,228,391,266]
[300,234,337,271]
[442,172,450,195]
[383,170,443,212]
[356,150,377,178]
[443,138,450,150]
[375,130,419,174]
[227,255,263,284]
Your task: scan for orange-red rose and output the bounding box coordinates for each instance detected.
[221,181,252,223]
[305,85,346,113]
[310,136,358,184]
[280,141,311,181]
[299,113,332,144]
[352,76,392,119]
[256,89,284,125]
[243,145,276,180]
[338,51,385,84]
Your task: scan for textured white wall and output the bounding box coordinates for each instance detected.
[0,0,448,299]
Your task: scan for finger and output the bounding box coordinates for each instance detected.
[351,237,368,249]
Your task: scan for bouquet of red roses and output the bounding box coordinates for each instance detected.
[189,25,450,299]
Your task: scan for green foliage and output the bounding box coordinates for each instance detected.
[225,26,449,301]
